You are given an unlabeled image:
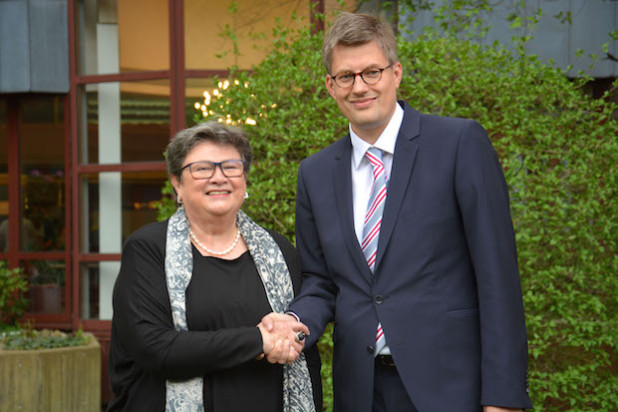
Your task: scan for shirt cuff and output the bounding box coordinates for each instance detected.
[285,311,300,322]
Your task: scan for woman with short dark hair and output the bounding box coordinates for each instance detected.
[107,121,321,412]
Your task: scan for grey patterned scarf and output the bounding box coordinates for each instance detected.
[164,206,315,412]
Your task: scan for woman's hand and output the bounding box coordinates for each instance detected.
[257,313,309,364]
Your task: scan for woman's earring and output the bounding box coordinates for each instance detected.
[244,192,249,199]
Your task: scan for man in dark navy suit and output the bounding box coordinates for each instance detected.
[263,11,532,412]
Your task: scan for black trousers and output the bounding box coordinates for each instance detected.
[372,356,418,412]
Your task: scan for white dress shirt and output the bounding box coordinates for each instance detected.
[349,103,404,356]
[350,103,404,243]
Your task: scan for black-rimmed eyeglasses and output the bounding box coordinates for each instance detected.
[330,64,393,88]
[180,160,245,179]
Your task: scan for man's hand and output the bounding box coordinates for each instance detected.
[483,407,523,412]
[257,312,309,364]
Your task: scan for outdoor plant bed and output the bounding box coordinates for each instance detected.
[0,329,101,412]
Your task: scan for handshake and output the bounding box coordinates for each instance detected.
[256,313,309,364]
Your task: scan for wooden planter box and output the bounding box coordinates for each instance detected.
[0,333,101,412]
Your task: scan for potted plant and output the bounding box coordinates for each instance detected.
[25,260,64,313]
[0,262,101,412]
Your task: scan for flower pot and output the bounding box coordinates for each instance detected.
[27,283,63,313]
[0,333,101,411]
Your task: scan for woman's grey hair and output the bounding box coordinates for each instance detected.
[322,12,398,74]
[166,121,253,180]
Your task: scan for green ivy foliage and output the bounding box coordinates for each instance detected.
[157,26,617,411]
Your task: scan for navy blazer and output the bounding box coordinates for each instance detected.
[289,102,533,411]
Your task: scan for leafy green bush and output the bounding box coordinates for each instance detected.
[0,262,29,326]
[399,33,618,411]
[157,23,617,412]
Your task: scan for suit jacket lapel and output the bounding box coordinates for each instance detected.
[332,136,374,282]
[375,103,421,270]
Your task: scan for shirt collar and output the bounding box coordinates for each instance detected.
[350,103,404,169]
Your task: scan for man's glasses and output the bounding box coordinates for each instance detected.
[180,160,245,179]
[330,64,393,88]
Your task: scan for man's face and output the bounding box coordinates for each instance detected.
[326,40,402,144]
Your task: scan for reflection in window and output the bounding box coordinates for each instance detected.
[19,96,65,252]
[76,0,169,76]
[80,171,167,253]
[81,262,101,319]
[22,260,65,314]
[80,171,166,319]
[21,178,65,251]
[79,82,171,164]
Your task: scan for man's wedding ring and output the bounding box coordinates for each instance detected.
[296,332,306,341]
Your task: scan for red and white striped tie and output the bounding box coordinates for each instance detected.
[362,147,387,355]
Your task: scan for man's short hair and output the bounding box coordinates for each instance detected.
[322,12,398,74]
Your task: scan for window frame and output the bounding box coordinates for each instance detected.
[67,0,229,332]
[0,94,72,328]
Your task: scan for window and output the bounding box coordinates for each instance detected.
[0,95,69,318]
[75,0,169,76]
[73,0,170,322]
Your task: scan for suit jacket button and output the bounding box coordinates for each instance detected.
[367,345,374,354]
[374,295,384,304]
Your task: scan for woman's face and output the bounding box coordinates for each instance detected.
[171,141,246,222]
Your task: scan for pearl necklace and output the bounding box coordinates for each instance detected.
[189,226,241,256]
